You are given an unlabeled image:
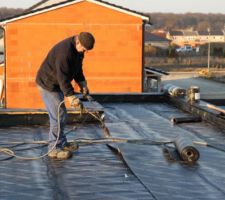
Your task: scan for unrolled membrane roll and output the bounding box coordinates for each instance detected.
[174,136,200,163]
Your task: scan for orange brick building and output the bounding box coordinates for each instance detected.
[0,0,150,109]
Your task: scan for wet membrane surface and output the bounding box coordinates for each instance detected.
[1,102,225,199]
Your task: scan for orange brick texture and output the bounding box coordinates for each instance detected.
[4,1,143,108]
[0,66,4,76]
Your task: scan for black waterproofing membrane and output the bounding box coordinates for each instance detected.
[1,102,225,200]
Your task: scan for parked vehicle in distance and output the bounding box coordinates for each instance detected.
[176,45,193,52]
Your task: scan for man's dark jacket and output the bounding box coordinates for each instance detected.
[36,36,85,97]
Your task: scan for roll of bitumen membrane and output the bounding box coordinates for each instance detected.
[174,136,200,163]
[163,84,186,97]
[171,116,202,124]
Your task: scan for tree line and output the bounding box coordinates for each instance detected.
[146,12,225,31]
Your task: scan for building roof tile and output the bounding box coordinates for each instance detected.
[145,32,170,42]
[169,30,183,36]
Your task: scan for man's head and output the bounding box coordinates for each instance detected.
[76,32,95,53]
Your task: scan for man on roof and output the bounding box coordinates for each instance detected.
[36,32,95,159]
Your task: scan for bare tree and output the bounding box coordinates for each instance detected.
[146,12,225,31]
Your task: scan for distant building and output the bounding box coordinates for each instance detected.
[151,30,167,39]
[166,31,184,46]
[145,32,171,49]
[167,30,225,47]
[199,30,225,43]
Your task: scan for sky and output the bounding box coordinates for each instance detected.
[0,0,224,14]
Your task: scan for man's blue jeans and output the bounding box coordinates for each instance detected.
[38,86,67,149]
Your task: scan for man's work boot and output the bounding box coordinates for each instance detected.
[57,150,72,159]
[48,149,73,159]
[48,149,58,159]
[63,142,79,151]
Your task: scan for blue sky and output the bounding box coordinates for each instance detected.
[0,0,224,13]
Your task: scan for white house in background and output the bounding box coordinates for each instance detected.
[182,31,199,44]
[145,32,171,49]
[167,30,225,47]
[198,30,225,43]
[166,30,184,46]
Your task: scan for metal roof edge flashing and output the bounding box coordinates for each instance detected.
[0,96,104,127]
[0,94,164,126]
[92,93,165,103]
[0,109,103,127]
[168,97,225,129]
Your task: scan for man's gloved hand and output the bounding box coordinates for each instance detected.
[67,95,83,109]
[78,81,90,97]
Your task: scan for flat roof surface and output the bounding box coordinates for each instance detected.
[1,102,225,199]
